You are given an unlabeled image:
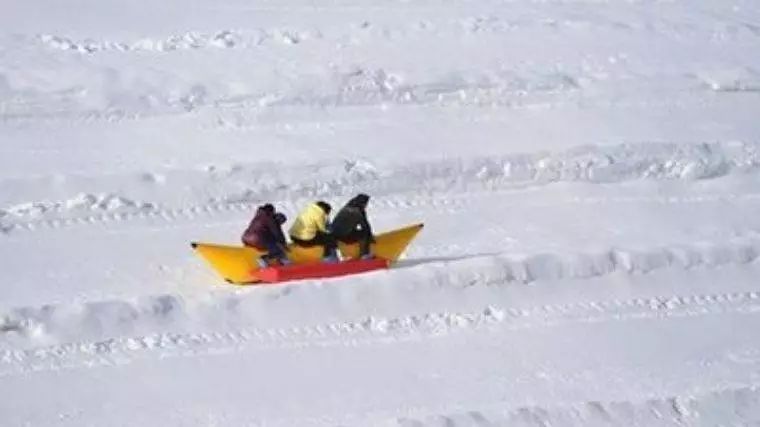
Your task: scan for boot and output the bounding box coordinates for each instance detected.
[322,254,340,264]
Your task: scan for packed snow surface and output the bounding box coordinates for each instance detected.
[2,0,760,425]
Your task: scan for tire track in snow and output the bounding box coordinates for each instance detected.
[2,141,760,236]
[423,237,760,286]
[10,191,760,237]
[32,10,760,56]
[2,290,760,377]
[3,233,760,351]
[2,4,757,124]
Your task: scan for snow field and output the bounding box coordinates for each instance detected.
[2,0,760,425]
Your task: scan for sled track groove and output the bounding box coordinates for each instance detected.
[2,289,760,377]
[408,236,760,289]
[391,384,760,427]
[4,189,760,238]
[3,234,760,351]
[3,141,760,236]
[0,196,466,236]
[33,9,748,57]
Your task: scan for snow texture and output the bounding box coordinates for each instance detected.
[2,0,760,425]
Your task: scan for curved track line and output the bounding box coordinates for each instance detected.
[3,235,760,349]
[2,289,760,377]
[3,140,760,235]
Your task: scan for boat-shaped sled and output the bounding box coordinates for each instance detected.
[191,223,423,284]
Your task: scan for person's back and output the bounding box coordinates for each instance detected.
[242,204,276,249]
[242,204,290,266]
[331,194,374,258]
[289,201,337,261]
[289,202,328,241]
[332,207,367,237]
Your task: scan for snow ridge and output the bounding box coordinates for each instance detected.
[2,141,759,234]
[0,193,154,222]
[394,385,760,427]
[2,289,759,377]
[3,234,760,349]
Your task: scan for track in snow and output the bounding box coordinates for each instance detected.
[2,289,760,377]
[3,141,760,234]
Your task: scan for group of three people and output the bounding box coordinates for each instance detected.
[241,194,375,267]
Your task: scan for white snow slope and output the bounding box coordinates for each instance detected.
[2,0,760,425]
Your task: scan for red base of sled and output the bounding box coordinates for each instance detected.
[257,258,390,283]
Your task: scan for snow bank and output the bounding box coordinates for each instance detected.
[3,234,760,350]
[2,141,759,234]
[394,386,760,427]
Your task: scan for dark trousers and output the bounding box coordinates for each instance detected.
[335,229,372,256]
[290,231,337,258]
[261,240,286,261]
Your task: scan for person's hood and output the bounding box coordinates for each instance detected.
[347,194,370,208]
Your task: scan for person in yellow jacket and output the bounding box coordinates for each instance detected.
[289,201,339,261]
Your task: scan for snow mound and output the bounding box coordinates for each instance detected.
[395,386,760,427]
[0,193,154,222]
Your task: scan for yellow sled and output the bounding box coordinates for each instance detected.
[191,223,424,284]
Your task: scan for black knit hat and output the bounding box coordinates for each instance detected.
[316,201,332,214]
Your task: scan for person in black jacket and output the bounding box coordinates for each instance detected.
[330,193,375,259]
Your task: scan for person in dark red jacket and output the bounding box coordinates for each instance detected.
[242,204,290,267]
